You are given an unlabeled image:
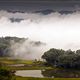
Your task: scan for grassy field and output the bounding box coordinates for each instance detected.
[16,77,80,80]
[0,57,53,70]
[0,57,34,64]
[5,66,52,70]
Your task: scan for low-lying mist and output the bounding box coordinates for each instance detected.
[10,38,46,60]
[0,10,80,59]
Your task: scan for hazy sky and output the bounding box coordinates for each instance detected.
[0,1,80,51]
[0,10,80,51]
[0,1,80,59]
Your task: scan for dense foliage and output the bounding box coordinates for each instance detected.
[42,48,80,68]
[0,66,15,80]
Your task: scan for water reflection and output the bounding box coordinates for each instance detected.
[15,69,80,78]
[41,69,80,78]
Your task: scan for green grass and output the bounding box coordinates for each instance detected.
[0,58,34,65]
[16,77,80,80]
[0,57,53,70]
[5,66,53,70]
[20,60,34,64]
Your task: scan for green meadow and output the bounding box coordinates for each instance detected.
[16,77,80,80]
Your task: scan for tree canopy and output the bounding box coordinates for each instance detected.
[42,48,80,68]
[0,64,15,80]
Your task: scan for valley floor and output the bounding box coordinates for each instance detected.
[1,58,80,80]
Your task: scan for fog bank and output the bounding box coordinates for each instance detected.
[0,10,80,59]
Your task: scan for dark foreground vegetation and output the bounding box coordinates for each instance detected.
[42,48,80,68]
[0,67,15,80]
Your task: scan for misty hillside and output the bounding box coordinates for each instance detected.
[0,37,45,58]
[0,37,25,57]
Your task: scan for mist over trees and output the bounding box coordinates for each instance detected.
[1,36,80,69]
[42,48,80,68]
[0,36,45,59]
[0,36,25,57]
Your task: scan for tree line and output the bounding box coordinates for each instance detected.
[42,48,80,68]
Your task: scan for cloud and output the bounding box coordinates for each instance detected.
[0,10,80,59]
[10,39,46,60]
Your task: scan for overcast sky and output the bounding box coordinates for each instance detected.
[0,1,80,51]
[0,10,80,50]
[0,0,80,12]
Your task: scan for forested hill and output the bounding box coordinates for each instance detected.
[0,37,26,57]
[0,36,45,57]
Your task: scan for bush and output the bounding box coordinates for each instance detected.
[0,68,15,80]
